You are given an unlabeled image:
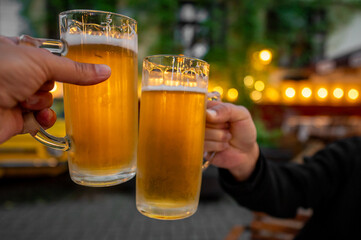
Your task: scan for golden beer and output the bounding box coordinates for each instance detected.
[136,87,206,220]
[19,10,138,187]
[63,37,138,186]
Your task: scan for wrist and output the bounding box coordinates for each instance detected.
[228,143,259,182]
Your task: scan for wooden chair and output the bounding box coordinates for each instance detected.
[224,209,312,240]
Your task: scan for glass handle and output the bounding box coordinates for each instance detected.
[202,91,221,170]
[202,152,216,170]
[23,113,70,151]
[19,35,70,151]
[19,35,67,55]
[207,91,221,102]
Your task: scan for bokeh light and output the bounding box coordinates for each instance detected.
[317,88,328,99]
[333,88,344,99]
[285,87,296,98]
[348,88,359,100]
[212,86,224,97]
[254,81,265,91]
[265,87,280,102]
[227,88,239,102]
[244,75,254,88]
[259,49,272,63]
[250,90,262,102]
[301,87,312,98]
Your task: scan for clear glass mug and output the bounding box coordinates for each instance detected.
[21,10,138,187]
[136,55,219,220]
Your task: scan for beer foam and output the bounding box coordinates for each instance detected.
[142,85,207,93]
[63,33,138,53]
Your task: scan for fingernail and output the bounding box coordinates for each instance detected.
[95,64,111,77]
[26,97,39,105]
[206,109,217,117]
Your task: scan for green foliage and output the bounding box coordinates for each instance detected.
[254,117,282,147]
[130,0,182,55]
[21,0,361,64]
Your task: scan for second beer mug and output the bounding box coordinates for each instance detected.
[136,55,214,220]
[22,10,138,187]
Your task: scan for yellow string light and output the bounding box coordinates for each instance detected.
[301,87,312,98]
[285,87,296,98]
[333,88,344,99]
[348,89,359,100]
[317,88,328,99]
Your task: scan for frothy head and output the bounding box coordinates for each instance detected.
[142,85,207,94]
[63,33,138,53]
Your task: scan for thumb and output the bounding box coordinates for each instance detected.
[42,51,111,85]
[206,102,251,124]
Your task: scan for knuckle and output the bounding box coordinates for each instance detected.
[224,103,234,115]
[213,102,230,116]
[74,62,88,74]
[237,105,250,115]
[72,62,90,84]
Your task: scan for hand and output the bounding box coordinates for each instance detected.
[204,101,259,181]
[0,36,111,144]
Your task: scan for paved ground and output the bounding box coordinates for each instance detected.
[0,166,253,240]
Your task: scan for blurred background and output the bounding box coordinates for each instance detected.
[1,0,361,239]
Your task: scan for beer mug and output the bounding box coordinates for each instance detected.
[136,55,219,220]
[21,10,138,187]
